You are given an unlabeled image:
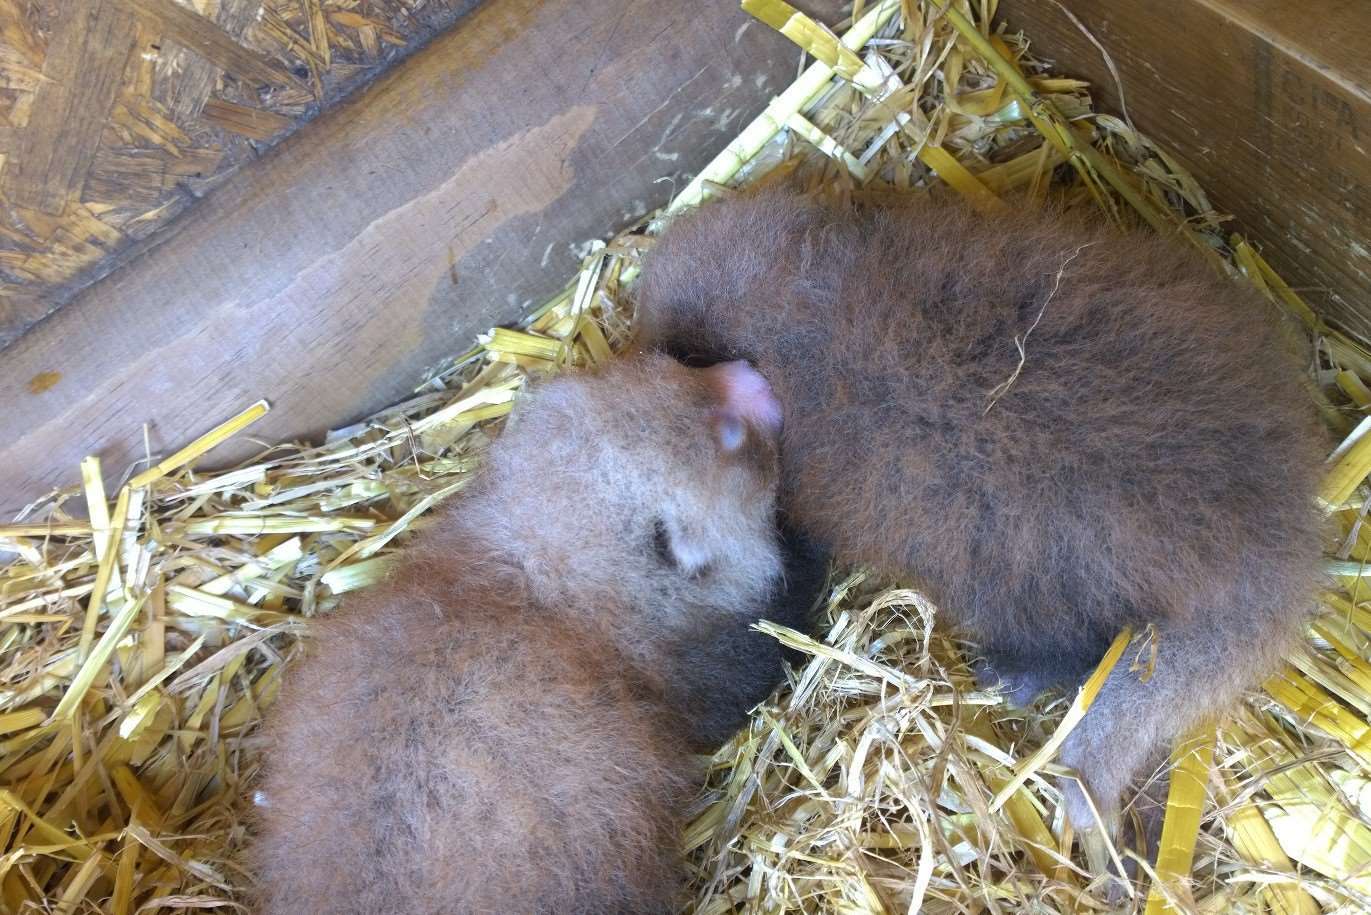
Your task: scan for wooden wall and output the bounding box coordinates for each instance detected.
[0,0,481,348]
[997,0,1371,342]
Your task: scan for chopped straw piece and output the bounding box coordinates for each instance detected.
[127,399,270,489]
[1144,726,1215,915]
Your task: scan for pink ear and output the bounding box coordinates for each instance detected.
[703,361,782,434]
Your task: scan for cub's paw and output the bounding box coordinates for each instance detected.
[970,657,1058,709]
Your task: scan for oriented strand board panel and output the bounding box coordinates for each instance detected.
[0,0,482,347]
[0,0,839,512]
[996,0,1371,342]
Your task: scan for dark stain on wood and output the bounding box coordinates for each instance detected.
[26,371,59,395]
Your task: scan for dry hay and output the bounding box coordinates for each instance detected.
[2,1,1370,912]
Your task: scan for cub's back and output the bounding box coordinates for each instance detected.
[253,577,688,915]
[639,189,1324,675]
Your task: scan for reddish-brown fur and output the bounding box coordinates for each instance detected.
[251,354,822,914]
[636,185,1326,831]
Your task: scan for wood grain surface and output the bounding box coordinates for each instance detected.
[0,0,483,346]
[998,0,1371,341]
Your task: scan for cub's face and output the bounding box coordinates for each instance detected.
[486,353,785,616]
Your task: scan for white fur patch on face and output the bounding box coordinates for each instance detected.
[671,537,715,577]
[705,361,783,435]
[661,516,714,576]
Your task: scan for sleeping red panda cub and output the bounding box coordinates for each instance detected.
[251,354,826,915]
[637,184,1326,835]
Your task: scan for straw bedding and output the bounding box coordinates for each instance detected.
[2,1,1369,912]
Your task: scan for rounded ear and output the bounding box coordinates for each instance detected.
[703,361,782,434]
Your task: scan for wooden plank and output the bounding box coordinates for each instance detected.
[996,0,1371,342]
[151,0,263,125]
[85,150,169,210]
[0,0,841,512]
[0,0,138,214]
[0,0,43,67]
[114,0,306,91]
[201,98,294,142]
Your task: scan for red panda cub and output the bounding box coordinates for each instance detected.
[251,354,826,914]
[637,184,1326,834]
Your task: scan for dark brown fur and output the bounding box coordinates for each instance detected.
[251,354,825,914]
[636,185,1326,830]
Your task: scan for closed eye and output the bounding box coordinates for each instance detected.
[652,518,677,568]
